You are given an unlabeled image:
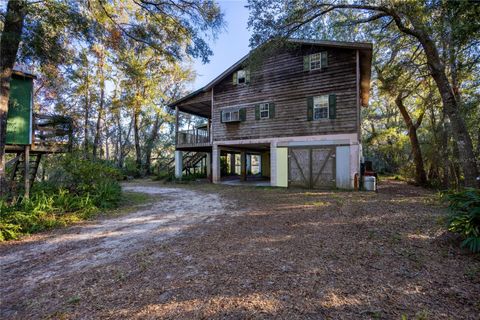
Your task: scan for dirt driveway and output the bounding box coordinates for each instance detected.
[1,180,479,319]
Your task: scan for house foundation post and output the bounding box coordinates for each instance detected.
[174,150,183,179]
[270,142,277,186]
[229,153,235,175]
[212,145,220,183]
[240,151,247,181]
[206,152,212,181]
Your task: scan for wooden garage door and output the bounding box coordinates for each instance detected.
[288,147,336,189]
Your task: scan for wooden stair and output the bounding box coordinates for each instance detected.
[8,150,42,193]
[158,152,207,176]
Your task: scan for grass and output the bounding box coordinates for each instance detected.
[0,186,152,242]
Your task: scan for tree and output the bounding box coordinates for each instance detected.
[248,0,480,187]
[0,0,224,194]
[0,0,28,194]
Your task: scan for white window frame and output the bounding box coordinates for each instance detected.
[237,70,246,84]
[222,109,240,122]
[309,51,327,70]
[313,95,329,120]
[259,103,270,119]
[310,53,321,70]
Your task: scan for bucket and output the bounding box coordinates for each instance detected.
[363,176,376,191]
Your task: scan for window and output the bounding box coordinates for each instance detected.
[310,53,322,70]
[305,51,327,71]
[222,108,245,123]
[313,95,329,120]
[237,70,246,84]
[233,69,250,85]
[222,110,239,122]
[260,103,269,119]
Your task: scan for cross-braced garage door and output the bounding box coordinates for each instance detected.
[288,147,336,188]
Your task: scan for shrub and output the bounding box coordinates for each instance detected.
[0,156,123,241]
[46,154,124,189]
[122,157,142,178]
[445,188,480,253]
[154,170,174,181]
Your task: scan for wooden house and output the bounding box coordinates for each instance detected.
[169,39,372,189]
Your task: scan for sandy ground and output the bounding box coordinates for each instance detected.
[0,180,479,319]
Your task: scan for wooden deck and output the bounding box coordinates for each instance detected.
[176,128,212,149]
[5,114,72,154]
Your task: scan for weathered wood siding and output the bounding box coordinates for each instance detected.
[212,46,358,142]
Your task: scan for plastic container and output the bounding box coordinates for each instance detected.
[363,176,376,192]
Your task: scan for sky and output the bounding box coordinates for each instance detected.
[190,0,252,90]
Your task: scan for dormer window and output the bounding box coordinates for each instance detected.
[233,69,250,85]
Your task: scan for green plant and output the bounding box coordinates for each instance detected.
[445,188,480,253]
[0,156,123,241]
[154,170,173,181]
[180,172,207,182]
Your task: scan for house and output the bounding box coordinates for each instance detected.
[168,39,372,189]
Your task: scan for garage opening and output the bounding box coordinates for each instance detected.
[218,143,271,185]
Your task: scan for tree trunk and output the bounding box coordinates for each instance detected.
[395,94,427,185]
[115,111,123,167]
[92,79,104,160]
[83,69,90,157]
[133,108,142,173]
[92,49,105,160]
[144,114,163,175]
[408,25,479,187]
[0,0,27,195]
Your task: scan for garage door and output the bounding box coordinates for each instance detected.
[288,147,336,189]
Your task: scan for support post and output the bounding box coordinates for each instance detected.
[206,152,212,180]
[212,145,220,183]
[24,145,30,199]
[229,153,236,175]
[270,142,277,186]
[241,151,247,181]
[174,150,183,179]
[175,106,179,146]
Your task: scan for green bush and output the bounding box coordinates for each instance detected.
[445,188,480,253]
[179,172,207,182]
[154,170,174,181]
[0,156,123,241]
[46,154,124,189]
[122,157,142,178]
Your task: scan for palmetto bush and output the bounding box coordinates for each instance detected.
[446,188,480,253]
[0,156,122,241]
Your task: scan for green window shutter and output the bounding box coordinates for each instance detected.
[303,55,310,71]
[321,51,328,68]
[239,108,247,121]
[255,104,260,120]
[220,110,224,123]
[269,102,275,119]
[307,97,314,121]
[329,94,336,119]
[245,69,251,84]
[232,72,237,85]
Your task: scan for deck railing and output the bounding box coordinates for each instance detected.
[32,114,73,152]
[177,128,210,146]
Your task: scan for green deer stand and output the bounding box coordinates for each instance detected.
[5,70,72,198]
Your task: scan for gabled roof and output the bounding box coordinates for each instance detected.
[169,38,373,110]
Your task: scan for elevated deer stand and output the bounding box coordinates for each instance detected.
[5,70,72,198]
